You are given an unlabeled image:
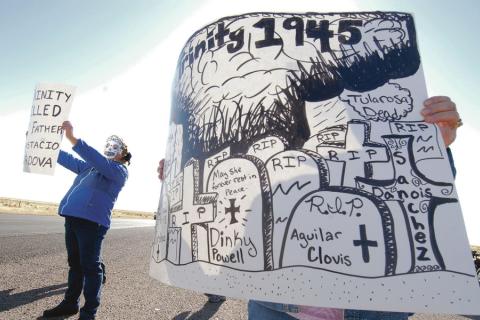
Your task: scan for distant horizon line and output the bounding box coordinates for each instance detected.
[0,196,154,215]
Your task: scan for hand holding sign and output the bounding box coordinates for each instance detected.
[61,121,78,146]
[421,96,460,147]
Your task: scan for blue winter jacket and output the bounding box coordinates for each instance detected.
[57,139,128,228]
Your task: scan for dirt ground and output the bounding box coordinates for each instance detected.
[0,197,154,219]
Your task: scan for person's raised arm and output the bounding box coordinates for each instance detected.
[57,121,88,174]
[62,121,78,146]
[57,151,90,174]
[62,121,127,182]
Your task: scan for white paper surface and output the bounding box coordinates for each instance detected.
[150,12,480,315]
[23,83,76,175]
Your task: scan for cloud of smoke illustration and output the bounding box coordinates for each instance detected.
[180,39,294,117]
[340,82,413,122]
[360,17,407,56]
[172,13,419,157]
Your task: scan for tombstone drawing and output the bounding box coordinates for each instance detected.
[356,135,456,273]
[311,120,390,187]
[280,187,397,277]
[247,135,287,162]
[206,155,273,270]
[203,146,231,190]
[166,159,217,264]
[389,121,453,181]
[303,125,347,186]
[150,12,480,314]
[152,186,168,263]
[389,121,444,161]
[265,149,329,268]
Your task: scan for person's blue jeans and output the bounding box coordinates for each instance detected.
[248,300,412,320]
[248,301,298,319]
[63,216,108,319]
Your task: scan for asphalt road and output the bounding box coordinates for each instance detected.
[0,214,156,237]
[0,213,246,320]
[0,213,477,320]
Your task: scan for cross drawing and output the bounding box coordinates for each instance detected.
[353,224,378,263]
[225,198,240,224]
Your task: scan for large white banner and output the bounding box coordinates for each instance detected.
[150,12,480,315]
[23,83,76,175]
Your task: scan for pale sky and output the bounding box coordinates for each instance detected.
[1,0,479,243]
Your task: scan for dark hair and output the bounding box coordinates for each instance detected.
[122,151,132,166]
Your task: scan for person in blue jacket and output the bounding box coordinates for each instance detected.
[43,121,131,320]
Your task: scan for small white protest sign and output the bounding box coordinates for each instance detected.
[23,83,76,175]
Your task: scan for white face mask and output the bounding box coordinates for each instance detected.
[104,139,122,159]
